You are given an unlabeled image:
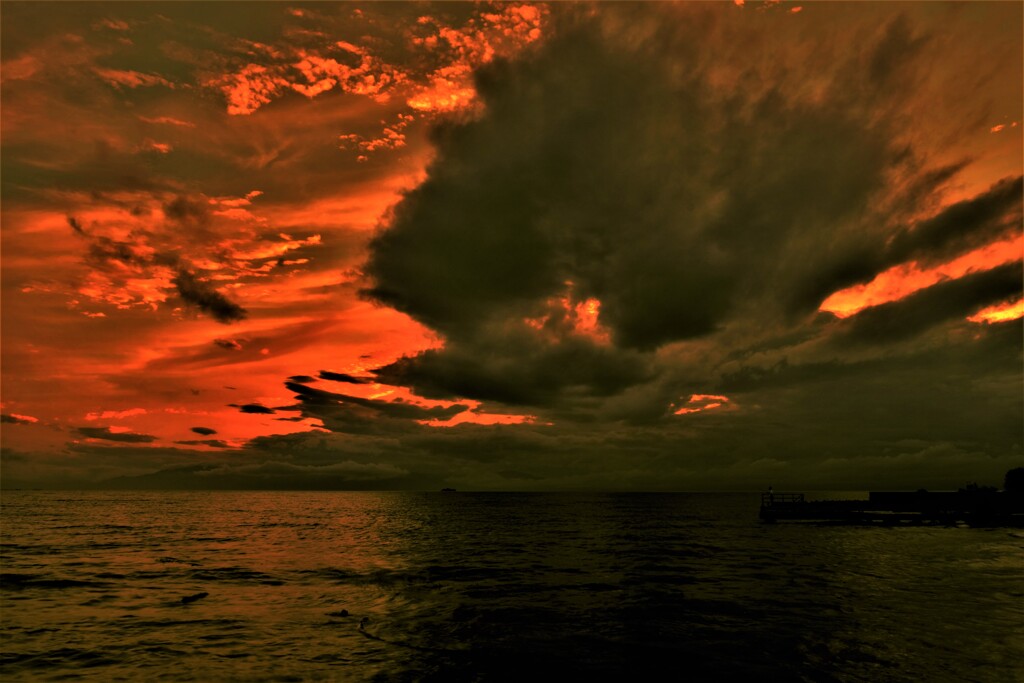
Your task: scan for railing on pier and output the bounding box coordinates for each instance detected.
[760,492,804,507]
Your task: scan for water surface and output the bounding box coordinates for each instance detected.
[2,491,1021,681]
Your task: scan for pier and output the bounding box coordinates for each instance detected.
[759,489,1024,526]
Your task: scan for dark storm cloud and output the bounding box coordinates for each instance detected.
[318,370,368,384]
[884,176,1023,266]
[287,375,317,384]
[362,4,921,411]
[396,7,976,338]
[285,381,469,421]
[719,318,1022,396]
[368,14,921,348]
[77,426,157,443]
[234,403,276,414]
[172,269,247,323]
[835,262,1023,346]
[793,175,1023,313]
[191,427,217,435]
[344,2,1022,495]
[373,333,651,407]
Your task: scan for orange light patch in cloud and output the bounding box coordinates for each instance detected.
[216,64,290,116]
[968,298,1024,324]
[338,114,414,160]
[572,297,611,344]
[674,394,731,416]
[820,233,1024,318]
[407,4,546,113]
[208,38,400,116]
[525,287,612,344]
[421,410,538,428]
[85,408,147,421]
[93,68,175,90]
[141,140,172,154]
[406,71,479,113]
[18,191,329,317]
[76,269,176,311]
[138,115,196,128]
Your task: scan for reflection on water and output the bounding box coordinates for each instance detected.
[2,492,1022,681]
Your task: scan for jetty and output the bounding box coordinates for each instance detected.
[759,487,1024,526]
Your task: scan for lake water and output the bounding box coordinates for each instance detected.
[2,491,1022,681]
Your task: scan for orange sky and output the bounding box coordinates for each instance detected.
[1,2,1020,491]
[1,3,549,458]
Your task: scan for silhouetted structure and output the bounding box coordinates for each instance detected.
[1005,467,1024,493]
[760,472,1024,526]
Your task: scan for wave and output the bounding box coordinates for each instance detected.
[0,573,106,590]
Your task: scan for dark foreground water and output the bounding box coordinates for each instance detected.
[2,492,1022,682]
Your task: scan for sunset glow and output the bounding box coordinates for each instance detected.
[4,6,1022,681]
[1,1,1020,493]
[820,234,1023,319]
[674,395,732,416]
[968,298,1024,324]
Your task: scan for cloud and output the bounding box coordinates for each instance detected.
[163,195,211,228]
[867,13,930,89]
[85,408,147,421]
[884,176,1022,267]
[318,370,368,384]
[62,212,249,323]
[285,381,469,422]
[93,68,175,90]
[214,338,243,351]
[362,4,936,414]
[235,403,276,414]
[1,3,1019,492]
[834,262,1022,345]
[347,1,1024,480]
[199,459,408,481]
[372,332,650,408]
[802,175,1023,310]
[77,426,157,443]
[191,426,217,435]
[172,269,247,323]
[199,3,545,117]
[1,413,39,425]
[174,439,232,448]
[92,458,415,490]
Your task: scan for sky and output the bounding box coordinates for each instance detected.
[1,1,1021,491]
